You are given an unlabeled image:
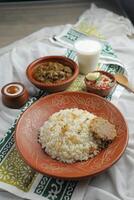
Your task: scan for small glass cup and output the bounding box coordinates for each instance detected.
[74,39,101,75]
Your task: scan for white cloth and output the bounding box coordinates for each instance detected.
[75,3,134,38]
[0,3,134,200]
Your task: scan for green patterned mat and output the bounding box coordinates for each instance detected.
[0,25,125,200]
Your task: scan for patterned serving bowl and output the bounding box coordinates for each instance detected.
[15,91,128,180]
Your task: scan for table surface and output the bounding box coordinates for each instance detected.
[0,0,124,48]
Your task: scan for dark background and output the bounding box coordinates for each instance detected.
[0,0,134,24]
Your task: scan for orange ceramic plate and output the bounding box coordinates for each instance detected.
[15,92,128,179]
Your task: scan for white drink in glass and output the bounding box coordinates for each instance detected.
[74,39,101,75]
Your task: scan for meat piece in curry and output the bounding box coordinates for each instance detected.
[33,62,73,83]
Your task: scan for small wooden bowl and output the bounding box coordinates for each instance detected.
[1,82,29,109]
[26,56,79,93]
[85,71,116,97]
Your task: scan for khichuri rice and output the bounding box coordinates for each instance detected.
[38,108,116,163]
